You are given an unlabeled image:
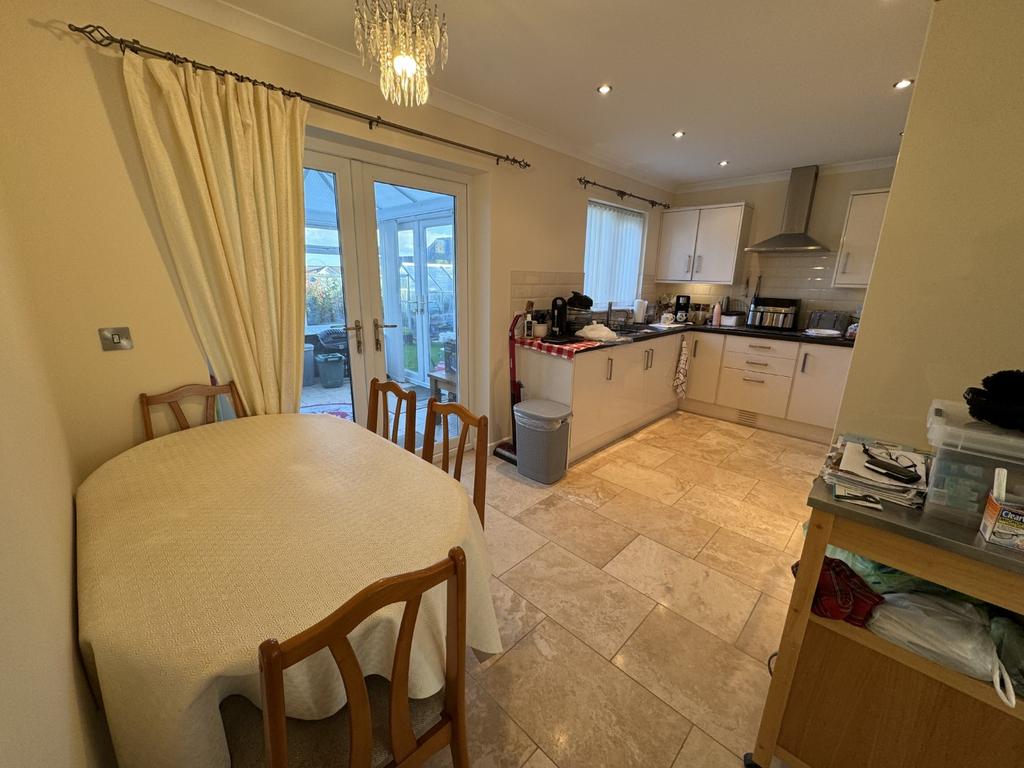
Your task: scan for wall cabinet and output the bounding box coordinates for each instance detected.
[656,203,751,284]
[833,189,889,288]
[683,331,724,402]
[786,344,854,428]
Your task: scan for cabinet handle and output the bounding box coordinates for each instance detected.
[643,349,651,370]
[649,349,655,368]
[801,352,810,373]
[745,360,769,367]
[696,254,703,273]
[748,343,772,350]
[841,252,850,273]
[742,377,766,384]
[686,254,693,273]
[606,357,614,381]
[692,338,698,357]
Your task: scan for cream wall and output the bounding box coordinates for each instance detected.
[660,164,895,319]
[837,0,1024,447]
[0,0,669,472]
[0,211,113,765]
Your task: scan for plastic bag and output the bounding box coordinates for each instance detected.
[992,616,1024,696]
[868,593,1016,708]
[826,545,982,603]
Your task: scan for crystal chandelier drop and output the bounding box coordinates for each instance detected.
[353,0,449,107]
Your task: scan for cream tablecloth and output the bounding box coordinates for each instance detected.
[76,414,501,768]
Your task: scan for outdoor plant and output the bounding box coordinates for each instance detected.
[306,275,345,325]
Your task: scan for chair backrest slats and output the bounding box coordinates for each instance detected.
[328,636,374,768]
[366,377,416,453]
[421,398,488,527]
[388,595,422,763]
[257,549,468,768]
[138,381,246,441]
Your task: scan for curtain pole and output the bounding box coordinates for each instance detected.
[577,176,670,209]
[67,23,532,170]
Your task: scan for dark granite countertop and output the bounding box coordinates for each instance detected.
[807,478,1024,577]
[566,322,855,354]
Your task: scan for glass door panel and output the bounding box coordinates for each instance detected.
[299,158,366,421]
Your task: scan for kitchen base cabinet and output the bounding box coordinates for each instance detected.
[516,334,684,463]
[786,344,854,428]
[683,331,724,403]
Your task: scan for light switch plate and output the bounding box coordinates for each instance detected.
[98,327,134,351]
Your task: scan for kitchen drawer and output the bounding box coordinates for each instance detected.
[722,350,796,377]
[715,367,793,418]
[724,335,800,360]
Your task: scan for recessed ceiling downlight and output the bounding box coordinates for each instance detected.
[718,160,729,167]
[596,84,613,95]
[673,130,685,139]
[893,78,914,90]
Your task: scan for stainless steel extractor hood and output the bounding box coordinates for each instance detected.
[744,165,829,253]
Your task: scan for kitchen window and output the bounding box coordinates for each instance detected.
[583,200,645,308]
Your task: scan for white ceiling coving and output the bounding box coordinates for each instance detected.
[151,0,932,190]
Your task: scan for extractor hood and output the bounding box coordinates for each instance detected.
[744,165,829,253]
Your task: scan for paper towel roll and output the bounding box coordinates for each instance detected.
[632,299,648,323]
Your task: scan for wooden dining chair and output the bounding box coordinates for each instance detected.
[224,547,469,768]
[366,377,417,453]
[139,380,246,441]
[421,399,488,527]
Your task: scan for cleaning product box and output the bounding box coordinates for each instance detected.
[980,493,1024,551]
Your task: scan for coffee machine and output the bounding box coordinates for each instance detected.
[548,297,569,339]
[673,294,691,323]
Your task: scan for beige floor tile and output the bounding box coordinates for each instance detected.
[776,447,827,474]
[641,433,739,465]
[604,537,759,643]
[672,727,743,768]
[706,421,756,440]
[481,620,690,768]
[500,543,654,658]
[485,507,548,576]
[636,412,716,442]
[523,750,557,768]
[722,454,816,495]
[552,469,624,509]
[425,675,536,768]
[744,481,813,523]
[598,438,676,470]
[477,577,545,672]
[486,461,556,516]
[784,523,806,557]
[593,459,692,505]
[594,490,718,558]
[747,430,826,454]
[677,486,798,551]
[613,605,770,759]
[722,440,785,464]
[696,529,796,602]
[517,495,637,567]
[735,594,789,665]
[660,455,758,501]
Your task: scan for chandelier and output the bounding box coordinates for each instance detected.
[353,0,449,107]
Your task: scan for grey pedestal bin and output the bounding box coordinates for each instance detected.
[513,399,572,484]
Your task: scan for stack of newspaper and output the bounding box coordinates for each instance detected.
[821,436,930,509]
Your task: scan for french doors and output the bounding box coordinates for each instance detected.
[300,149,467,449]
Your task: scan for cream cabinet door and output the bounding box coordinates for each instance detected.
[786,344,853,428]
[656,209,699,281]
[833,190,888,288]
[683,332,724,402]
[644,334,682,411]
[692,205,746,284]
[570,350,615,450]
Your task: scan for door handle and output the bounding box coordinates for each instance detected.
[372,318,398,352]
[606,357,614,381]
[801,352,810,373]
[344,319,364,354]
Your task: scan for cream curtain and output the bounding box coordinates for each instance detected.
[122,51,309,414]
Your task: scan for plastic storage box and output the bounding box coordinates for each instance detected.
[315,352,346,388]
[514,400,572,484]
[925,400,1024,518]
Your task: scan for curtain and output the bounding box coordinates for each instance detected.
[122,51,309,415]
[583,201,645,308]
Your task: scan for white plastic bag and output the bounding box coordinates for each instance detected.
[868,593,1016,708]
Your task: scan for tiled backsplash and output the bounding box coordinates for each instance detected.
[656,252,866,326]
[509,270,661,320]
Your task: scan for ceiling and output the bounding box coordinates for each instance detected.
[157,0,932,190]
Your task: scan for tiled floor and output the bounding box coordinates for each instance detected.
[447,410,827,768]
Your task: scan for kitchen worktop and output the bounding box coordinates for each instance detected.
[807,478,1024,576]
[552,322,856,354]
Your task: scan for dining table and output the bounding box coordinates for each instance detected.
[76,413,501,768]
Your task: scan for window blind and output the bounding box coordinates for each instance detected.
[583,201,645,308]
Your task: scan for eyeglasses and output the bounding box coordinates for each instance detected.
[861,442,918,470]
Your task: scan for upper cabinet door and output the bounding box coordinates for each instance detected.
[655,208,699,282]
[693,204,748,284]
[833,190,889,288]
